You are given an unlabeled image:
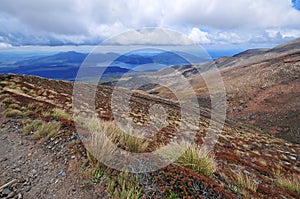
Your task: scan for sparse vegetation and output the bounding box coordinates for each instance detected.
[277,174,300,194]
[166,191,180,199]
[91,170,104,184]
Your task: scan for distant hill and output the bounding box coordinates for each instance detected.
[130,37,300,143]
[1,50,206,80]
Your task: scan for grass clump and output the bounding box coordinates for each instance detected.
[5,109,23,118]
[43,108,72,120]
[176,143,216,177]
[277,174,300,194]
[77,117,150,153]
[230,171,258,193]
[7,103,20,110]
[107,172,143,199]
[32,121,61,141]
[23,119,43,135]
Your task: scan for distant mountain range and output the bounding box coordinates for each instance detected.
[0,50,207,80]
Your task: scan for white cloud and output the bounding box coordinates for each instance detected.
[103,28,194,45]
[0,0,299,46]
[188,28,211,44]
[0,42,12,48]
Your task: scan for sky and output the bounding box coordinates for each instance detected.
[0,0,300,51]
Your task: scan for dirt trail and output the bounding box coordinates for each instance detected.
[0,111,109,199]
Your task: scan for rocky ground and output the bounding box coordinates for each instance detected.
[0,108,109,199]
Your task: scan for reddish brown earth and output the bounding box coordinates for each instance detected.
[0,74,299,198]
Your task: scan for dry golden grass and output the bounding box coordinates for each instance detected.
[176,143,217,177]
[77,117,150,154]
[156,142,217,177]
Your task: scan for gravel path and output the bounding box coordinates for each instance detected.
[0,114,109,199]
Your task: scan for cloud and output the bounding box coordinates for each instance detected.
[0,0,299,46]
[0,42,12,48]
[103,28,194,45]
[165,0,300,29]
[188,28,211,44]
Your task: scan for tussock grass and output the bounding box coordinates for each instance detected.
[176,143,216,177]
[7,103,21,110]
[43,108,72,120]
[277,174,300,194]
[107,172,143,199]
[0,97,13,107]
[230,171,258,193]
[77,117,150,154]
[22,119,43,135]
[0,93,11,101]
[32,121,61,141]
[5,109,23,118]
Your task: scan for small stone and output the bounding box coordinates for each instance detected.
[1,157,8,162]
[31,169,37,175]
[17,193,23,199]
[15,168,21,172]
[58,170,66,176]
[7,191,15,198]
[71,185,76,192]
[71,155,76,159]
[25,186,31,192]
[2,188,11,196]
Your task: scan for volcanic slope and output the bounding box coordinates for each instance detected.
[0,74,299,198]
[146,38,300,144]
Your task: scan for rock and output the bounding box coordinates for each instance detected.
[17,193,22,199]
[58,170,66,176]
[1,157,8,162]
[31,169,37,175]
[2,188,11,196]
[71,185,76,192]
[24,186,31,192]
[14,168,21,173]
[7,191,15,198]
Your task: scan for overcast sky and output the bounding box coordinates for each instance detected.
[0,0,300,49]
